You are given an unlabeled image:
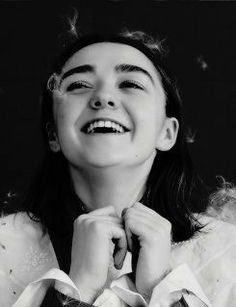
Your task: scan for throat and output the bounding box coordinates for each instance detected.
[70,166,149,215]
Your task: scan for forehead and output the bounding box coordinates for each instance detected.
[62,42,160,79]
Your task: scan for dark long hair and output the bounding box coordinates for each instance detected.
[2,31,208,243]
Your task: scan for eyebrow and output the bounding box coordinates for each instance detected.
[115,64,154,84]
[61,63,155,85]
[61,65,95,81]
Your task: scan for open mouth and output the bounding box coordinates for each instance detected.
[81,119,130,134]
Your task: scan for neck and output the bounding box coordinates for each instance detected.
[69,156,155,216]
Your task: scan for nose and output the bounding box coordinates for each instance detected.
[89,94,117,110]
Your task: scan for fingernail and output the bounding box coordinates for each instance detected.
[121,208,128,218]
[114,255,122,270]
[115,262,122,270]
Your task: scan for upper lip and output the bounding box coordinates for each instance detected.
[81,118,131,133]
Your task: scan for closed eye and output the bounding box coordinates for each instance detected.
[119,80,144,90]
[66,81,93,92]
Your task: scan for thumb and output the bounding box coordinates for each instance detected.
[113,234,128,270]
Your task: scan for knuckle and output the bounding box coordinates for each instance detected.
[133,202,143,208]
[157,217,172,232]
[83,218,91,227]
[74,214,86,226]
[121,207,129,218]
[124,207,133,218]
[90,220,104,233]
[77,213,87,221]
[125,216,134,229]
[164,220,172,232]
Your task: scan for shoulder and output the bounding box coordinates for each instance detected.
[170,214,236,303]
[0,211,44,239]
[0,212,58,287]
[207,180,236,225]
[171,214,236,269]
[206,201,236,226]
[199,214,236,249]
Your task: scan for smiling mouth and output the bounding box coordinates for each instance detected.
[81,119,130,134]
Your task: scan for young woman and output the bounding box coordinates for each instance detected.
[0,30,236,307]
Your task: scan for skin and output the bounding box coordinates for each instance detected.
[51,42,179,303]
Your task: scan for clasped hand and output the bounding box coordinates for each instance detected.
[69,203,172,304]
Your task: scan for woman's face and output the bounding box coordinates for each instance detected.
[52,42,176,169]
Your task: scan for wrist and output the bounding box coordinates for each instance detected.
[68,278,99,304]
[54,280,80,300]
[69,272,104,304]
[77,285,98,304]
[54,289,96,307]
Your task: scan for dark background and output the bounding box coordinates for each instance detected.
[0,1,236,195]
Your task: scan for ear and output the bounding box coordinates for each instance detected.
[46,122,61,153]
[156,117,179,151]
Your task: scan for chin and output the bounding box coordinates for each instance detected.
[65,146,156,170]
[83,156,124,169]
[67,151,124,169]
[78,152,155,170]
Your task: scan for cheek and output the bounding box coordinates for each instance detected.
[52,109,77,151]
[134,99,166,152]
[53,107,69,138]
[53,98,83,131]
[53,103,81,157]
[135,98,166,132]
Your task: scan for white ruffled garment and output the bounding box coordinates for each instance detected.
[0,208,236,307]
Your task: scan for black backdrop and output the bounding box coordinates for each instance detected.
[0,1,236,195]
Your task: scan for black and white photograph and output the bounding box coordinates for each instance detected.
[0,1,236,306]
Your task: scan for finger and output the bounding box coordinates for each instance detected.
[124,205,172,232]
[123,204,156,223]
[121,207,128,218]
[133,202,164,219]
[125,216,171,244]
[76,215,122,228]
[123,209,152,240]
[124,220,133,251]
[121,208,133,251]
[113,236,128,270]
[110,227,128,270]
[125,210,170,231]
[88,206,118,217]
[123,208,156,225]
[85,215,122,225]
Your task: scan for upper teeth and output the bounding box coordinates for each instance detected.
[87,120,125,133]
